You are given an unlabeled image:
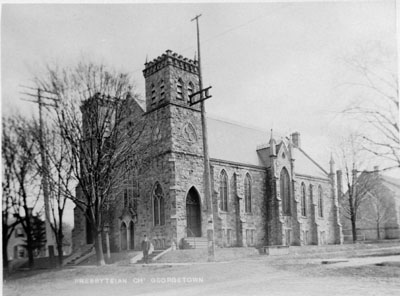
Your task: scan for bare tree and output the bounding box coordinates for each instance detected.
[32,121,74,266]
[2,125,19,270]
[337,133,379,242]
[362,191,391,240]
[35,61,147,266]
[341,43,399,168]
[2,115,42,268]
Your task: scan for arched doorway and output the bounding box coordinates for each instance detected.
[129,221,134,250]
[186,187,201,237]
[120,222,127,250]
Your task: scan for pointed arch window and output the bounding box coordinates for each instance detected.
[301,183,307,217]
[187,82,194,102]
[280,168,291,215]
[177,79,183,100]
[160,80,165,100]
[219,170,228,211]
[244,174,252,213]
[318,186,324,218]
[153,183,165,226]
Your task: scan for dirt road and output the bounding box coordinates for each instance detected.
[4,256,400,296]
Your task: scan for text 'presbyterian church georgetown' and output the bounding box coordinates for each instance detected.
[72,50,343,252]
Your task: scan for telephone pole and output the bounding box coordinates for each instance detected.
[191,14,215,261]
[21,86,58,259]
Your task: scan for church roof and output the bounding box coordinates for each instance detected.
[207,116,269,167]
[294,147,329,179]
[207,116,328,179]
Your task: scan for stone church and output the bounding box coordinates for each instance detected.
[72,50,343,252]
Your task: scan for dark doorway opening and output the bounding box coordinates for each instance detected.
[186,187,201,237]
[120,222,127,250]
[129,221,134,250]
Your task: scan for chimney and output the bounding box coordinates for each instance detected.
[291,132,301,148]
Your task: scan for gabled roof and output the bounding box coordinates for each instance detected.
[206,116,329,179]
[207,116,268,166]
[295,147,329,179]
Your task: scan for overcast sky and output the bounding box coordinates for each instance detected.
[1,1,398,223]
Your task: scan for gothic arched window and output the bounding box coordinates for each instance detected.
[177,79,183,100]
[301,183,307,217]
[244,174,252,213]
[187,82,194,102]
[318,185,324,218]
[153,183,165,226]
[219,170,228,211]
[280,168,291,215]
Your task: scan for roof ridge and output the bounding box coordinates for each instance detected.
[381,175,400,188]
[207,114,276,134]
[297,147,328,176]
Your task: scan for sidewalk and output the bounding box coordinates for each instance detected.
[319,255,400,268]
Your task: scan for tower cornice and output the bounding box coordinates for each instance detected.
[143,50,199,78]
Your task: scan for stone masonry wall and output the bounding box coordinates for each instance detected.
[210,161,267,248]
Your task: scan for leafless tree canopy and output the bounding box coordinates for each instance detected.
[34,61,146,266]
[342,43,399,167]
[336,133,380,242]
[2,115,42,268]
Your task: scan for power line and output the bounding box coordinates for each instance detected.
[131,3,294,76]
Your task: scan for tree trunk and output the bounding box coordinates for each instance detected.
[26,235,34,268]
[351,216,357,243]
[3,238,9,270]
[94,231,105,266]
[57,215,64,266]
[377,221,381,240]
[57,240,63,266]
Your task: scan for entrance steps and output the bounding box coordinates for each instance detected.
[136,248,169,264]
[182,237,208,249]
[63,244,95,266]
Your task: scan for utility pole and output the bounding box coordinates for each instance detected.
[21,86,57,260]
[191,14,215,261]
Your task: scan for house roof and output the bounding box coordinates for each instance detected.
[206,116,328,179]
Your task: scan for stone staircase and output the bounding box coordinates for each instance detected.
[182,237,208,249]
[63,244,95,266]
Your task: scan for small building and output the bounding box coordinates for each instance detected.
[72,50,343,252]
[7,222,28,260]
[341,169,400,241]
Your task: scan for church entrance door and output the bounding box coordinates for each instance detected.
[186,187,201,237]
